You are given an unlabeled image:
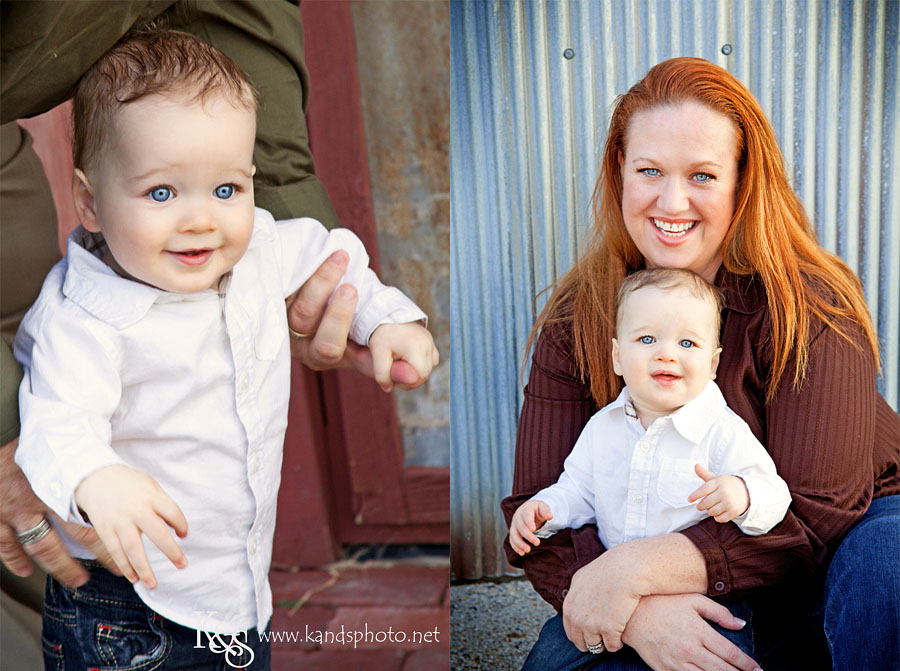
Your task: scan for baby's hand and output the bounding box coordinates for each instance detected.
[74,464,188,589]
[688,464,750,523]
[509,500,553,555]
[368,322,439,392]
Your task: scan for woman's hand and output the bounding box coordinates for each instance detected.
[562,547,643,653]
[622,594,762,671]
[562,534,710,653]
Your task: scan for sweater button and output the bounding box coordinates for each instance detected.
[714,581,725,592]
[561,589,569,599]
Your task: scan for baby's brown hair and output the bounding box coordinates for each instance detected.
[615,268,724,345]
[72,26,259,171]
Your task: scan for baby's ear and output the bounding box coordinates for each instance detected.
[72,169,99,232]
[611,338,622,376]
[710,346,722,380]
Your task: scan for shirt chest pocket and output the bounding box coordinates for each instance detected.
[232,292,286,362]
[657,457,703,508]
[253,299,286,361]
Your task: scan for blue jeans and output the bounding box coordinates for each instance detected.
[823,495,900,671]
[522,495,900,671]
[522,601,755,671]
[41,560,271,670]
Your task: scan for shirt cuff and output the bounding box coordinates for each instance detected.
[530,489,570,538]
[734,473,792,536]
[354,287,428,346]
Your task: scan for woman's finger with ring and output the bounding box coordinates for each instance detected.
[587,638,605,654]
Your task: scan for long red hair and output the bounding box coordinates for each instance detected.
[531,57,878,405]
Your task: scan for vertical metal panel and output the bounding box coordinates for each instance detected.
[451,0,900,580]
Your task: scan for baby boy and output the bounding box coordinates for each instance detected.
[14,27,436,667]
[510,268,790,555]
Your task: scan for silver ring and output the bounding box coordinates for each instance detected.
[16,517,52,545]
[288,327,314,340]
[586,639,605,655]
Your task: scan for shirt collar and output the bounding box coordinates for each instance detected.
[604,380,727,443]
[63,228,163,329]
[669,380,727,443]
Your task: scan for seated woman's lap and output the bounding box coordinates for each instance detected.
[521,497,900,671]
[823,494,900,671]
[520,602,755,671]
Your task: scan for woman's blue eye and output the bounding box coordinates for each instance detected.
[149,187,171,202]
[694,173,713,183]
[679,339,695,348]
[639,335,655,344]
[215,184,235,199]
[640,168,660,177]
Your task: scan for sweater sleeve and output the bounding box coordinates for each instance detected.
[681,314,878,597]
[499,321,607,612]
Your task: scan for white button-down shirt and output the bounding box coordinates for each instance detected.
[533,381,791,548]
[14,208,426,634]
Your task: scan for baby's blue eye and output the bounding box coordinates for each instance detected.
[149,187,171,202]
[639,335,655,344]
[215,184,235,199]
[679,339,695,348]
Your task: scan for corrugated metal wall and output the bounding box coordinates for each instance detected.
[450,0,900,580]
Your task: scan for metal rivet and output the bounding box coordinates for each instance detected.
[563,48,575,60]
[721,43,733,55]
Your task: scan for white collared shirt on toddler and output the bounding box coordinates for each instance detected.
[532,380,791,548]
[14,208,426,634]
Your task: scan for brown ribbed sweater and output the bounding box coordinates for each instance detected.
[501,270,900,612]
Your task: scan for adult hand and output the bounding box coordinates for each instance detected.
[0,438,119,587]
[286,250,420,386]
[562,547,642,653]
[622,593,762,671]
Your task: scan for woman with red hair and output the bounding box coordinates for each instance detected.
[502,57,899,671]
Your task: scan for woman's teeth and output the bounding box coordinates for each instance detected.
[652,218,696,237]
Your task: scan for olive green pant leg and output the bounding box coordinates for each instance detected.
[0,121,59,660]
[0,1,175,123]
[165,0,339,227]
[0,584,43,671]
[1,0,337,226]
[0,122,61,442]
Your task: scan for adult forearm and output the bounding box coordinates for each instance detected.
[608,533,708,597]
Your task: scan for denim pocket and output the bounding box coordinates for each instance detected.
[41,634,65,671]
[91,613,169,669]
[44,565,171,671]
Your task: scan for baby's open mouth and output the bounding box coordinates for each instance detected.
[169,249,213,266]
[652,372,681,383]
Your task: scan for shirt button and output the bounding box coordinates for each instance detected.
[238,372,250,392]
[250,455,261,475]
[714,581,725,592]
[249,536,258,555]
[639,442,649,452]
[633,495,643,503]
